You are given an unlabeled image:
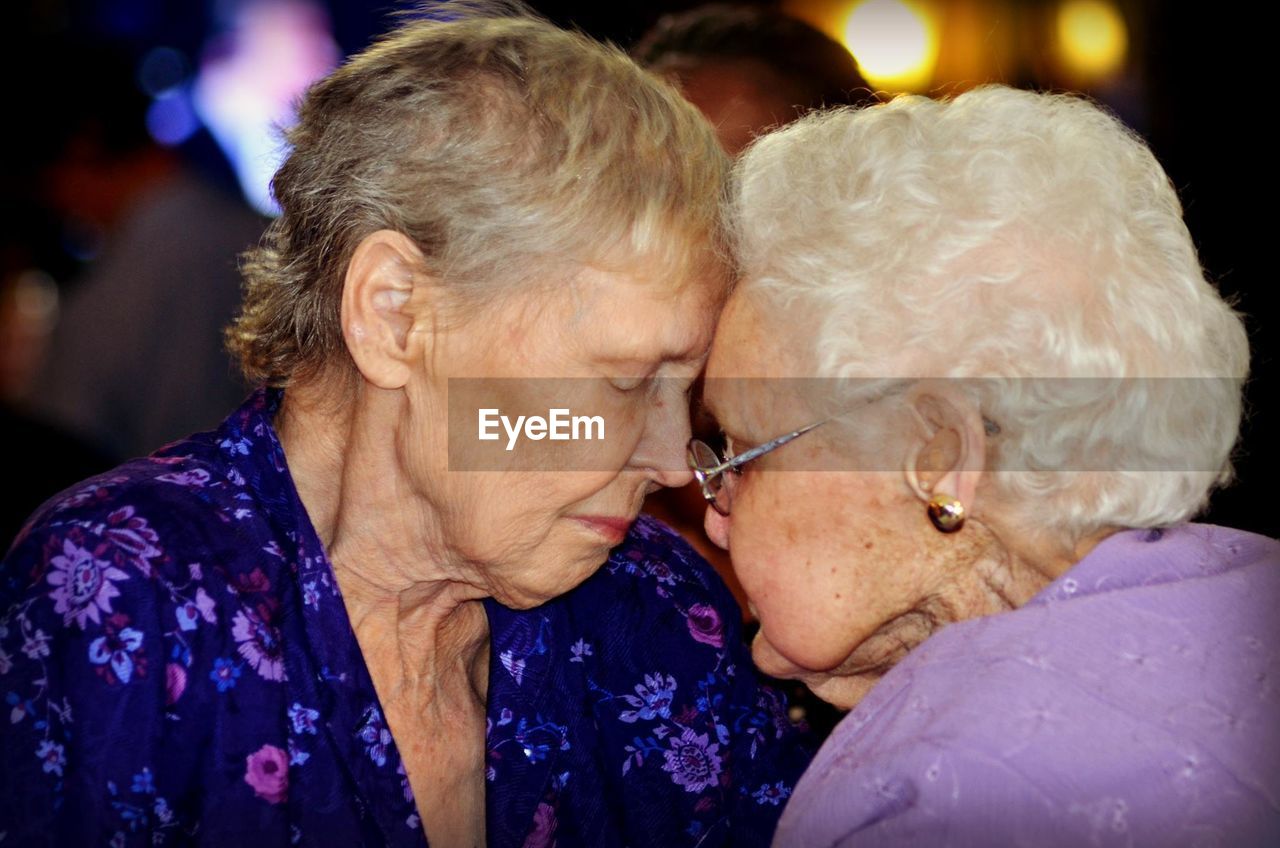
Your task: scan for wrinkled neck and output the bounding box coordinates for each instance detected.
[277,379,491,703]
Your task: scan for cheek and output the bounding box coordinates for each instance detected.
[728,476,845,656]
[465,469,616,532]
[450,469,639,605]
[730,472,917,672]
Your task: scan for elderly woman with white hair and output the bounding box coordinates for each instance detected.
[691,86,1279,845]
[0,6,812,847]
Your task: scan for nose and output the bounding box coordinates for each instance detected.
[704,505,730,550]
[643,439,696,490]
[631,385,696,489]
[652,462,695,490]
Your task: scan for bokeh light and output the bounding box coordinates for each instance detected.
[1056,0,1128,80]
[146,90,200,147]
[841,0,939,92]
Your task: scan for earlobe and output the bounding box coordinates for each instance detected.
[704,505,731,551]
[340,230,432,390]
[902,385,987,522]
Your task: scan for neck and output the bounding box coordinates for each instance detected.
[1004,521,1116,583]
[971,513,1118,608]
[277,378,492,706]
[340,572,492,708]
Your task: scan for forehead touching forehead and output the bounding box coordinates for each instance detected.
[707,290,803,375]
[705,290,809,433]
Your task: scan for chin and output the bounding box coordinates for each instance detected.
[749,628,887,711]
[750,625,849,681]
[501,544,613,610]
[805,673,883,711]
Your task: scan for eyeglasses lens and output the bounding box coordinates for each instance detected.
[688,439,730,515]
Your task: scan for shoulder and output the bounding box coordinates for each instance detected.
[775,535,1280,848]
[0,436,303,838]
[1025,524,1278,614]
[784,701,1279,847]
[1180,523,1280,571]
[5,443,266,621]
[10,434,242,556]
[5,437,241,658]
[2,430,295,700]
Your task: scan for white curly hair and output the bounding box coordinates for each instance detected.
[729,85,1248,536]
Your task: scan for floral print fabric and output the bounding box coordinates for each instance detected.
[0,389,810,847]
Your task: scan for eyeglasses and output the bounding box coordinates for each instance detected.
[688,381,1001,516]
[687,420,827,516]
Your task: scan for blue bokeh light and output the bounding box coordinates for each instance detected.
[145,89,200,146]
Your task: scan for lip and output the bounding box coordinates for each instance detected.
[570,515,633,544]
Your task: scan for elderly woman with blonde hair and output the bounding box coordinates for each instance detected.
[692,86,1279,845]
[0,6,812,846]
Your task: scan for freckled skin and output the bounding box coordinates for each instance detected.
[703,294,1036,709]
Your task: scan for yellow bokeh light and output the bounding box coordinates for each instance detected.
[1056,0,1128,80]
[841,0,939,93]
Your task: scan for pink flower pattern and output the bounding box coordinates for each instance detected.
[232,606,287,682]
[685,603,725,649]
[46,539,129,630]
[244,744,289,804]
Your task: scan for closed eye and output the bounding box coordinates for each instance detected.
[608,374,654,393]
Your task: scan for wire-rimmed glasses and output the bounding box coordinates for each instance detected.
[686,420,826,516]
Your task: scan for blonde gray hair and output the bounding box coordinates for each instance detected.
[229,2,728,385]
[731,86,1249,535]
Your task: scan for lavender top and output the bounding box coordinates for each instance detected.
[0,389,810,847]
[775,524,1280,847]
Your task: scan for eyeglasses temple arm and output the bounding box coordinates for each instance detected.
[703,419,828,476]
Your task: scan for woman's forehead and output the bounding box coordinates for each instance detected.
[707,293,788,377]
[705,313,783,428]
[705,293,837,435]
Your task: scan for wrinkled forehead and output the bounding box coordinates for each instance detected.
[592,232,732,307]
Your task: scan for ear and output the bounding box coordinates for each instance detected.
[902,382,987,512]
[340,230,433,390]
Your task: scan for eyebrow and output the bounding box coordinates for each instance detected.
[598,342,706,367]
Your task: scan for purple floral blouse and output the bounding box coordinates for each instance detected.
[0,390,811,847]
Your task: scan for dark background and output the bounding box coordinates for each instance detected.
[2,0,1271,538]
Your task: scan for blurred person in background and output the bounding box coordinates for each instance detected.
[6,0,339,550]
[695,87,1279,845]
[633,3,876,155]
[0,38,245,548]
[0,6,810,846]
[30,0,342,467]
